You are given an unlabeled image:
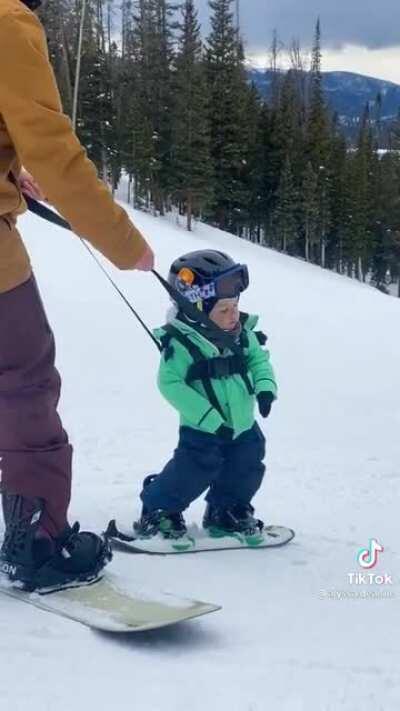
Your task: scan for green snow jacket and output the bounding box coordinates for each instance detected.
[154,313,278,439]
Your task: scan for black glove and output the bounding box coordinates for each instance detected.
[215,424,234,441]
[257,392,275,418]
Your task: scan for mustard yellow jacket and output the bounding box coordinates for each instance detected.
[0,0,147,294]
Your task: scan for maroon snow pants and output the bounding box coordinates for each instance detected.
[0,275,72,537]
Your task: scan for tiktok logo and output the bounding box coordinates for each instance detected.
[357,539,384,569]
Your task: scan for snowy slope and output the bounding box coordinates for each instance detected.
[1,197,399,711]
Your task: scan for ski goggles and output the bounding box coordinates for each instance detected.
[176,264,249,304]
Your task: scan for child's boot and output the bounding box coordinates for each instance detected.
[134,509,188,540]
[203,502,264,539]
[134,475,188,540]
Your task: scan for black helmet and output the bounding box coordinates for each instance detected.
[168,250,249,312]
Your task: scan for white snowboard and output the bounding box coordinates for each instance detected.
[107,521,295,555]
[0,574,220,632]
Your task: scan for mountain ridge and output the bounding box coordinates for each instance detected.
[247,68,400,138]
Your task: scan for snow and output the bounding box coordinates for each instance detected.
[1,198,399,710]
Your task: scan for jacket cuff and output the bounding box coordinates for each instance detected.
[254,379,278,398]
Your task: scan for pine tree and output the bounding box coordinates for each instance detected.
[120,0,153,207]
[39,0,74,114]
[327,123,348,271]
[301,161,319,261]
[342,106,377,279]
[273,156,297,253]
[306,19,333,264]
[269,30,283,110]
[317,165,332,267]
[118,0,175,211]
[307,19,331,169]
[206,0,249,232]
[128,0,176,213]
[370,153,400,292]
[171,0,213,230]
[279,70,306,177]
[240,83,264,241]
[75,0,115,179]
[257,102,275,245]
[150,0,176,213]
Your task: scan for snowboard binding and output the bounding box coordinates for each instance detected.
[203,502,264,543]
[133,509,188,541]
[0,495,111,593]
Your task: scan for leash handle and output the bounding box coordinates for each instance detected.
[24,195,71,230]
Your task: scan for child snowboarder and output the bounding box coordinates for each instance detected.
[134,250,278,543]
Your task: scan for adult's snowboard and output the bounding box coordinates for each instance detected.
[106,520,295,555]
[0,574,220,632]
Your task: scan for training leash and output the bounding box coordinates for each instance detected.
[24,196,242,356]
[25,196,162,351]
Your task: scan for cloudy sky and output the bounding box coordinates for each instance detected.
[195,0,400,84]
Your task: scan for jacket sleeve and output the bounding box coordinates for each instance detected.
[247,332,278,398]
[158,351,225,434]
[0,8,147,269]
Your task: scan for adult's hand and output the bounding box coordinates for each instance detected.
[135,244,155,271]
[19,167,46,201]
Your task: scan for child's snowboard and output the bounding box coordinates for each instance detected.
[106,520,295,555]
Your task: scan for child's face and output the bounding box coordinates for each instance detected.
[209,298,239,331]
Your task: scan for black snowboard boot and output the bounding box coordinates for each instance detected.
[203,503,264,539]
[134,509,188,540]
[134,475,188,540]
[0,494,112,592]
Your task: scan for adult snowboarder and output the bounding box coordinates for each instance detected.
[133,250,278,544]
[0,0,154,591]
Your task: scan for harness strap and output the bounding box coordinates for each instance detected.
[186,354,248,383]
[185,317,254,395]
[162,325,225,420]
